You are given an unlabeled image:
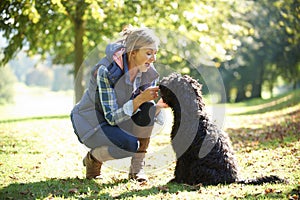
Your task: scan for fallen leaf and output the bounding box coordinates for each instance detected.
[20,190,30,195]
[265,188,273,194]
[289,194,299,200]
[157,186,169,192]
[68,188,78,194]
[139,181,148,186]
[9,175,17,180]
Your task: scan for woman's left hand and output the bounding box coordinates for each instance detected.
[139,86,160,102]
[133,86,159,112]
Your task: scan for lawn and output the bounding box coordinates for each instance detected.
[0,88,299,200]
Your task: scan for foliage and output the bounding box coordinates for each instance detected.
[0,0,299,103]
[0,0,250,102]
[25,66,53,87]
[0,67,16,104]
[220,0,300,102]
[23,65,73,91]
[51,66,74,91]
[0,90,299,199]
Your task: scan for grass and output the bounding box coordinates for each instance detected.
[0,87,299,199]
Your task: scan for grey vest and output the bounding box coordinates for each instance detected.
[70,44,159,143]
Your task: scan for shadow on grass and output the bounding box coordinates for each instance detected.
[1,177,297,200]
[0,177,123,199]
[0,177,200,200]
[95,181,295,200]
[2,178,296,200]
[112,182,201,199]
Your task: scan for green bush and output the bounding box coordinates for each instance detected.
[0,67,17,104]
[51,67,73,91]
[25,67,53,87]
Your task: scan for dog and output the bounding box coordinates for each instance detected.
[159,73,284,185]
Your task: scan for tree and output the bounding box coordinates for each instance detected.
[218,0,300,101]
[272,0,300,89]
[246,0,300,97]
[0,0,257,103]
[25,66,53,87]
[0,0,138,102]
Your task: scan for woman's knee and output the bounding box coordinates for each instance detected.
[102,125,139,153]
[122,137,139,153]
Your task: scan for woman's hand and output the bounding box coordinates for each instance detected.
[133,86,159,112]
[139,86,160,102]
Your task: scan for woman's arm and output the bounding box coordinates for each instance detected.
[97,65,161,126]
[97,65,132,126]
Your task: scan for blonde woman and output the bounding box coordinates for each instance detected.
[71,26,168,181]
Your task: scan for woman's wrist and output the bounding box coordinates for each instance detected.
[132,95,144,112]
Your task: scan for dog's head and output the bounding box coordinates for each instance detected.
[159,73,205,113]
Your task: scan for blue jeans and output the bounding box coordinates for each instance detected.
[83,102,155,159]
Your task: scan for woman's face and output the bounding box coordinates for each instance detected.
[132,43,158,72]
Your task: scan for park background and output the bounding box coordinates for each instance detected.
[0,0,299,199]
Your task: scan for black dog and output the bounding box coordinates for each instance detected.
[159,73,284,185]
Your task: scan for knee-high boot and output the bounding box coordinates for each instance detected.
[129,137,150,182]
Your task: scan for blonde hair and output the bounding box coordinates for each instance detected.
[119,25,160,53]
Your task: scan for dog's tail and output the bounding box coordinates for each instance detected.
[237,175,285,185]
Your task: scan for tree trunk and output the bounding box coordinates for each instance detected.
[268,83,273,98]
[235,84,246,102]
[73,8,85,103]
[251,79,262,99]
[293,80,298,90]
[251,63,264,99]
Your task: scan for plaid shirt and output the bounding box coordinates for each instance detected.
[97,65,144,126]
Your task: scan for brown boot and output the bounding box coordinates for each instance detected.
[83,151,102,179]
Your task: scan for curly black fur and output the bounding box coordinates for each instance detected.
[159,73,284,186]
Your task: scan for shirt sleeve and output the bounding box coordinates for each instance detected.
[155,109,165,125]
[97,65,134,126]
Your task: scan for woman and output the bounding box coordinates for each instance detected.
[70,26,168,181]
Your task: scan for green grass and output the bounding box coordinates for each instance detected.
[225,89,300,115]
[0,89,300,199]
